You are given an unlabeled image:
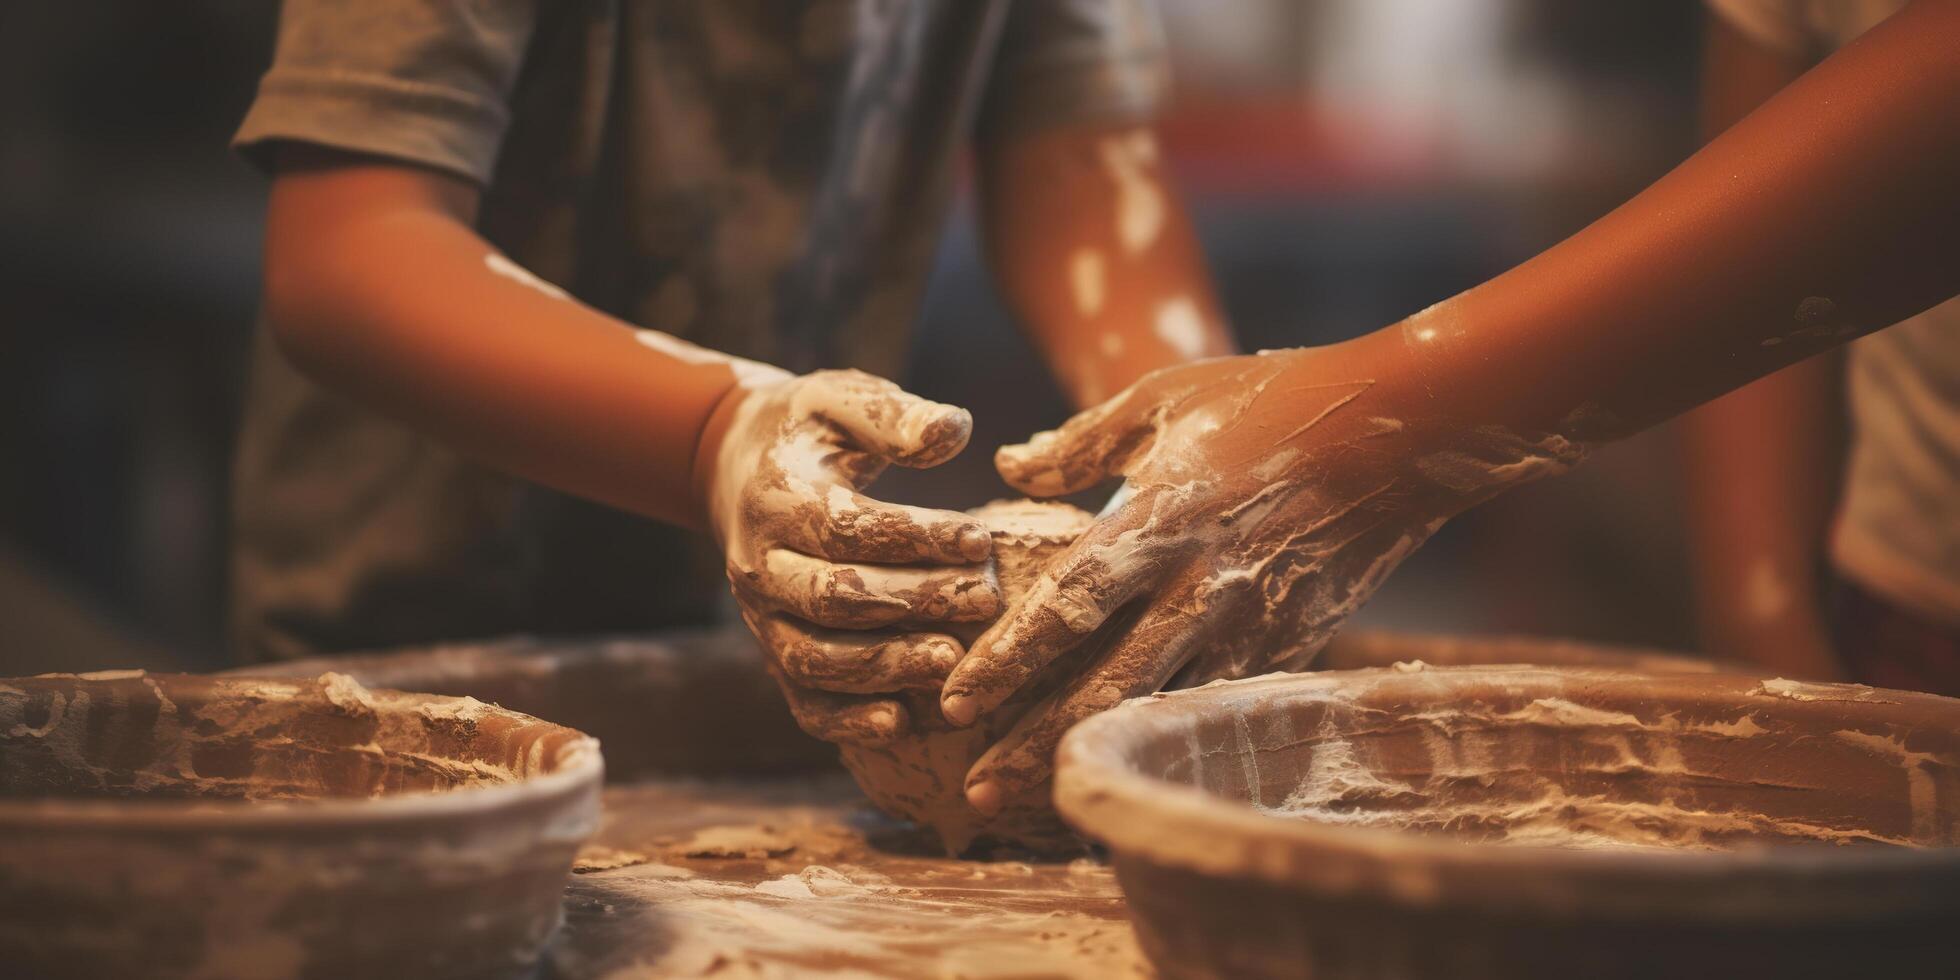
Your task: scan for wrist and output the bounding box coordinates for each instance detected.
[1288,330,1589,517]
[690,379,752,539]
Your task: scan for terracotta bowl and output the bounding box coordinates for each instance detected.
[1055,666,1960,979]
[1314,629,1722,675]
[229,629,833,780]
[0,671,603,980]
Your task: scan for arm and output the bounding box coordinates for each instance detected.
[263,146,750,530]
[265,147,998,746]
[978,122,1235,409]
[945,0,1960,810]
[1678,15,1846,680]
[1383,0,1958,439]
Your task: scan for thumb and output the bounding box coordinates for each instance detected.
[995,393,1155,498]
[799,370,971,467]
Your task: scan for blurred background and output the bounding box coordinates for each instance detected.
[0,0,1706,676]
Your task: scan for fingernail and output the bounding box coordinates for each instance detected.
[956,525,992,562]
[931,644,961,673]
[942,693,975,727]
[867,706,899,734]
[966,779,1004,816]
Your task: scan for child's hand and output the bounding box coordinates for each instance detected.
[939,346,1586,812]
[702,369,1001,746]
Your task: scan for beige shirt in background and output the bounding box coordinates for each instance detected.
[228,0,1170,661]
[1708,0,1960,628]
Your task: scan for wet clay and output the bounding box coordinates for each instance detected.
[0,672,601,980]
[837,500,1096,854]
[1056,666,1960,979]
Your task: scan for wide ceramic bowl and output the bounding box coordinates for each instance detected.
[229,629,832,780]
[1314,629,1722,675]
[1055,665,1960,979]
[0,671,603,980]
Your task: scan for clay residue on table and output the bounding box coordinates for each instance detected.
[554,776,1142,979]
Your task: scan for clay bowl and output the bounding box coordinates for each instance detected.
[0,671,603,980]
[230,629,834,780]
[1055,665,1960,979]
[1314,628,1722,675]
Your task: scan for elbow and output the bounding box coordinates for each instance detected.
[259,222,342,381]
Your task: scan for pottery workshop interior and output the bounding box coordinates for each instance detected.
[2,1,1958,977]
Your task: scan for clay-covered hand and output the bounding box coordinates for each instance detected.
[940,344,1586,811]
[701,369,1002,747]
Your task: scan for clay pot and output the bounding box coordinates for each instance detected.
[1055,665,1960,979]
[0,671,602,980]
[837,500,1095,855]
[231,629,836,781]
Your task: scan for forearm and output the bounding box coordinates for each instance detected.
[979,123,1235,409]
[1678,13,1846,677]
[263,154,769,529]
[1681,359,1845,675]
[1370,0,1960,440]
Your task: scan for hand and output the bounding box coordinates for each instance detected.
[939,344,1588,812]
[702,369,1003,747]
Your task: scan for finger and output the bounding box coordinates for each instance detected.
[796,369,971,467]
[745,548,1001,628]
[777,683,910,747]
[994,388,1156,497]
[964,594,1205,814]
[825,447,888,490]
[773,483,991,564]
[751,614,963,694]
[939,510,1174,726]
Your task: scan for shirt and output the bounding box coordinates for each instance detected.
[1709,0,1960,627]
[230,0,1169,660]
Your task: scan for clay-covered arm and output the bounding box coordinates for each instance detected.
[1678,15,1846,680]
[978,122,1236,409]
[263,146,762,531]
[264,146,995,746]
[945,0,1960,811]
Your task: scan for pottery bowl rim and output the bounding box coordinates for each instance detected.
[1055,665,1960,921]
[0,670,603,831]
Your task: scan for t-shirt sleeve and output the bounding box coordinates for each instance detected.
[233,0,537,184]
[978,0,1172,142]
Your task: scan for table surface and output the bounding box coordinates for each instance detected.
[545,775,1147,979]
[230,631,1710,978]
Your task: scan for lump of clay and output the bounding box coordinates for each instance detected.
[836,499,1095,855]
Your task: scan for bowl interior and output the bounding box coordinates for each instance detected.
[0,671,596,803]
[1124,669,1960,850]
